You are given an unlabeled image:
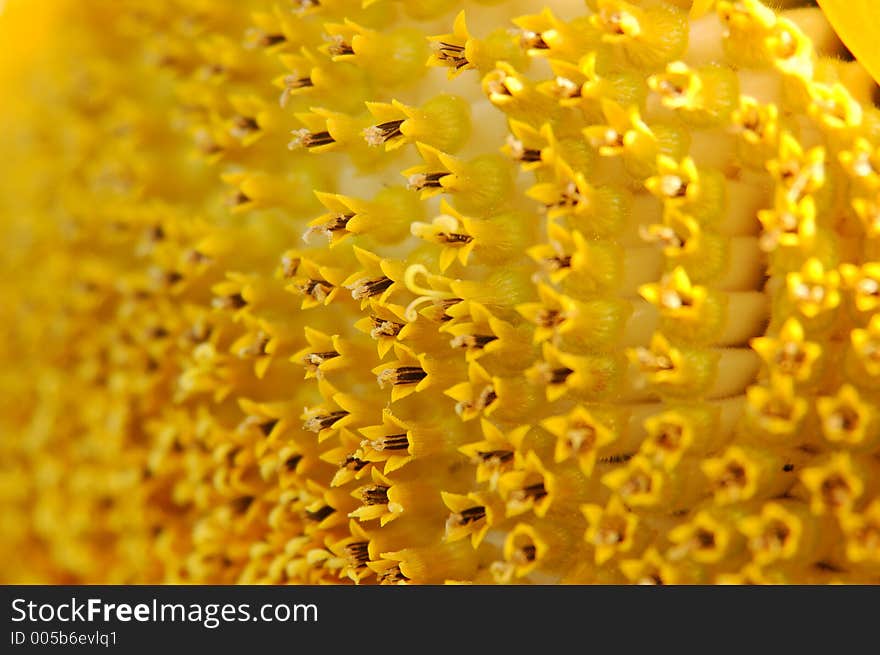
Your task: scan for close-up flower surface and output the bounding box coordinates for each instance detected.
[2,0,880,584]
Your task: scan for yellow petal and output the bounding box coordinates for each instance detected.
[818,0,880,84]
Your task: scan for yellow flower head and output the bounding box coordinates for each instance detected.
[5,0,880,586]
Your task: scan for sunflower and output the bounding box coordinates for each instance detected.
[1,0,880,584]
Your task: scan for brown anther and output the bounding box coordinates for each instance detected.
[820,475,852,508]
[156,55,179,69]
[434,42,468,69]
[287,75,313,89]
[760,521,791,552]
[599,128,625,149]
[198,140,224,156]
[521,30,549,50]
[437,298,463,322]
[718,462,747,490]
[378,565,409,584]
[657,78,686,98]
[506,135,542,162]
[232,115,259,135]
[224,446,242,466]
[447,506,485,536]
[259,33,286,47]
[350,276,394,300]
[660,175,688,198]
[554,76,581,99]
[303,410,348,433]
[369,433,409,451]
[655,423,684,451]
[829,405,860,433]
[763,397,796,421]
[361,485,390,506]
[146,326,170,340]
[297,279,334,302]
[292,0,320,12]
[364,119,405,146]
[408,171,447,191]
[187,322,212,344]
[437,232,473,244]
[556,181,585,208]
[147,225,165,242]
[595,518,627,546]
[476,384,497,410]
[238,333,270,358]
[775,342,807,375]
[257,419,278,437]
[544,255,572,271]
[536,309,564,328]
[163,271,184,286]
[280,76,314,107]
[621,470,652,496]
[456,506,486,525]
[566,421,597,453]
[377,366,427,387]
[299,130,335,148]
[695,529,716,550]
[601,9,630,36]
[327,36,354,57]
[305,505,335,521]
[369,316,404,339]
[280,255,300,278]
[486,74,513,98]
[344,541,370,568]
[512,482,548,503]
[341,454,368,472]
[185,249,212,265]
[450,334,497,350]
[213,293,247,310]
[232,496,255,514]
[304,350,339,371]
[515,544,537,565]
[476,449,514,466]
[321,213,353,234]
[549,367,574,385]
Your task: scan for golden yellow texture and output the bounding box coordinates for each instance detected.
[2,0,880,584]
[818,1,880,86]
